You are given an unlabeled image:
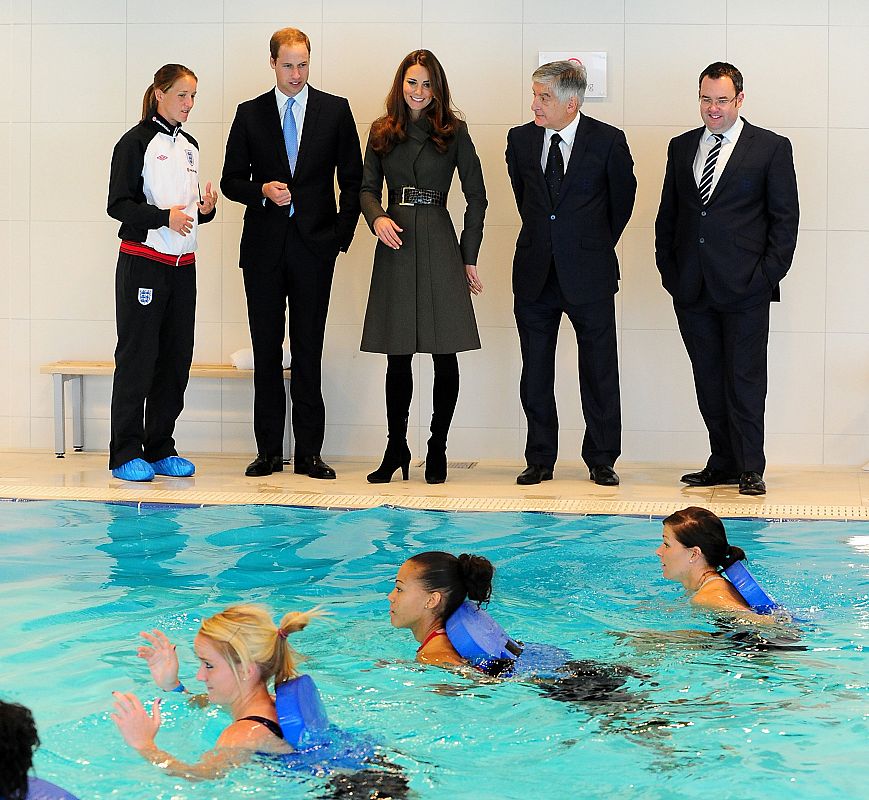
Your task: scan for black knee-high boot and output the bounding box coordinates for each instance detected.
[368,355,413,484]
[426,354,459,484]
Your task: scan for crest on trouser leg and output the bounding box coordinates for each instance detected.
[138,288,153,305]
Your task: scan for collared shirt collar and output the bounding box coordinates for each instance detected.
[703,114,743,143]
[545,110,581,147]
[275,83,309,114]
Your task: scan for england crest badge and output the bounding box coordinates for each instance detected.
[138,287,153,305]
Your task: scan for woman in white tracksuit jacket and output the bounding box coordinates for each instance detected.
[106,63,217,482]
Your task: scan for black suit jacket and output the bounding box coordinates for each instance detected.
[221,86,362,269]
[655,118,799,307]
[506,115,636,305]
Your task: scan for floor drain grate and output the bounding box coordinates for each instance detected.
[412,460,477,469]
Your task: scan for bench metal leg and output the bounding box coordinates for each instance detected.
[283,375,293,464]
[52,373,66,457]
[71,375,84,451]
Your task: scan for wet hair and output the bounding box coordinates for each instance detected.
[198,604,320,688]
[269,27,311,60]
[663,507,746,570]
[0,700,39,800]
[532,60,588,105]
[141,63,197,122]
[699,61,744,96]
[407,551,494,622]
[368,49,461,156]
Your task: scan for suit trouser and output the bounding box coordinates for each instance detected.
[674,297,770,474]
[242,218,335,459]
[109,252,196,469]
[514,268,621,470]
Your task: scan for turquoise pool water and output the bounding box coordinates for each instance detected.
[1,501,867,799]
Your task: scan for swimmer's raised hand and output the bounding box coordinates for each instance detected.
[111,691,162,751]
[138,629,181,691]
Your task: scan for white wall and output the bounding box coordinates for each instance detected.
[1,0,867,465]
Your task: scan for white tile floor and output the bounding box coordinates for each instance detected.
[1,450,867,519]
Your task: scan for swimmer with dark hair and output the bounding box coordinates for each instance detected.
[0,700,79,800]
[388,551,644,705]
[111,604,319,779]
[656,506,752,611]
[388,550,494,668]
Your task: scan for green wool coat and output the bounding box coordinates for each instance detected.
[359,117,487,354]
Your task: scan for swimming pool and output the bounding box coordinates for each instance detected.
[1,501,867,799]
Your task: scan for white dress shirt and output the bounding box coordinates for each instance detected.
[541,111,582,173]
[275,83,308,149]
[693,115,743,196]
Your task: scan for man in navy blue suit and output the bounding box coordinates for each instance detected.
[655,62,799,495]
[506,61,636,486]
[222,28,362,479]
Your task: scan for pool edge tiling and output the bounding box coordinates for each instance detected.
[0,484,867,520]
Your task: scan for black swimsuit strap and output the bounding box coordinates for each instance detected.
[238,714,284,739]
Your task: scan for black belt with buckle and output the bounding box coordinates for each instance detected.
[388,186,447,207]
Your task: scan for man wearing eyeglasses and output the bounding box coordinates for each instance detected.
[655,62,799,496]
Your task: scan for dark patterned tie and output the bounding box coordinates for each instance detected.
[545,132,564,206]
[698,133,724,204]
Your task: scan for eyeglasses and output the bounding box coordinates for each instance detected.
[699,96,738,108]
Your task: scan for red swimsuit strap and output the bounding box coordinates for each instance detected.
[417,628,447,652]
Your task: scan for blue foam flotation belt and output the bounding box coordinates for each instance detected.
[724,561,780,614]
[275,674,329,747]
[26,777,80,800]
[445,601,524,673]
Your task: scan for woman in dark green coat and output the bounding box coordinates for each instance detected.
[360,49,487,485]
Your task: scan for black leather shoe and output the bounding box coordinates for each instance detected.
[294,455,337,480]
[739,471,766,495]
[680,466,740,486]
[516,465,554,486]
[245,454,283,477]
[589,465,619,486]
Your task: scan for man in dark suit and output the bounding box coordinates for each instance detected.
[506,61,636,486]
[222,27,362,478]
[655,62,799,496]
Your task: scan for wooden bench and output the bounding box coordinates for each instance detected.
[39,361,292,462]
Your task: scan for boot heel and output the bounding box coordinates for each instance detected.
[367,443,412,484]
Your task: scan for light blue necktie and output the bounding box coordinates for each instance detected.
[282,97,297,215]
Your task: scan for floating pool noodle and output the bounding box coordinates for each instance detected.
[724,561,780,614]
[26,777,80,800]
[275,674,329,747]
[445,601,524,671]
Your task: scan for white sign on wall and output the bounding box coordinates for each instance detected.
[538,51,607,99]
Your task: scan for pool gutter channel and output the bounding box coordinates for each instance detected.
[0,484,866,520]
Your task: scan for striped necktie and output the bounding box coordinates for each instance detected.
[698,133,724,204]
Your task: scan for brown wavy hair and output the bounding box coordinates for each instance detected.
[141,63,197,122]
[369,50,461,156]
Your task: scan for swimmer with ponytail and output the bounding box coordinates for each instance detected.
[656,507,753,611]
[388,551,494,667]
[111,604,321,779]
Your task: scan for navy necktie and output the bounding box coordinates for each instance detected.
[545,132,564,206]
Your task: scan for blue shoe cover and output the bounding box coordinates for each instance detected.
[150,456,195,477]
[111,458,155,482]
